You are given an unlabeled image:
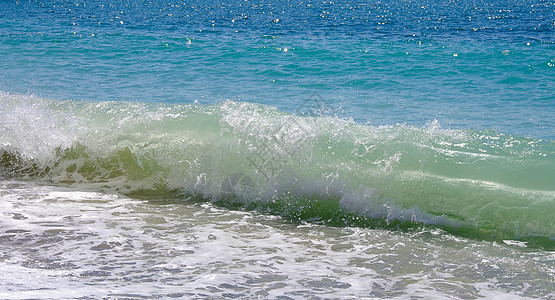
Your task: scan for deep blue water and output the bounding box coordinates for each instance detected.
[1,0,554,138]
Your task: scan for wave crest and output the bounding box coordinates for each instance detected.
[1,92,554,247]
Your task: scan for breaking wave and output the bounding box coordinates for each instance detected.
[1,91,554,248]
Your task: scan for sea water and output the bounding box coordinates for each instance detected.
[0,0,554,299]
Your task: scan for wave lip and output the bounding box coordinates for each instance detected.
[1,92,554,247]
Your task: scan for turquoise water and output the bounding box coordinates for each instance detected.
[1,0,554,298]
[1,0,554,138]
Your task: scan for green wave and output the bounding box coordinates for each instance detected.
[1,92,554,248]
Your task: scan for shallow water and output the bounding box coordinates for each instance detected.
[1,181,553,299]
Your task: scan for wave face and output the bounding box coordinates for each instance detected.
[1,92,554,247]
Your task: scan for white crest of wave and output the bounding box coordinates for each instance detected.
[0,92,80,165]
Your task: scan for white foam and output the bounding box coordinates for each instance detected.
[0,92,79,165]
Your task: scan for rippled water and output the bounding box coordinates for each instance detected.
[1,0,554,138]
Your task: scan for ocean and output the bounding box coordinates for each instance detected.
[0,0,554,298]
